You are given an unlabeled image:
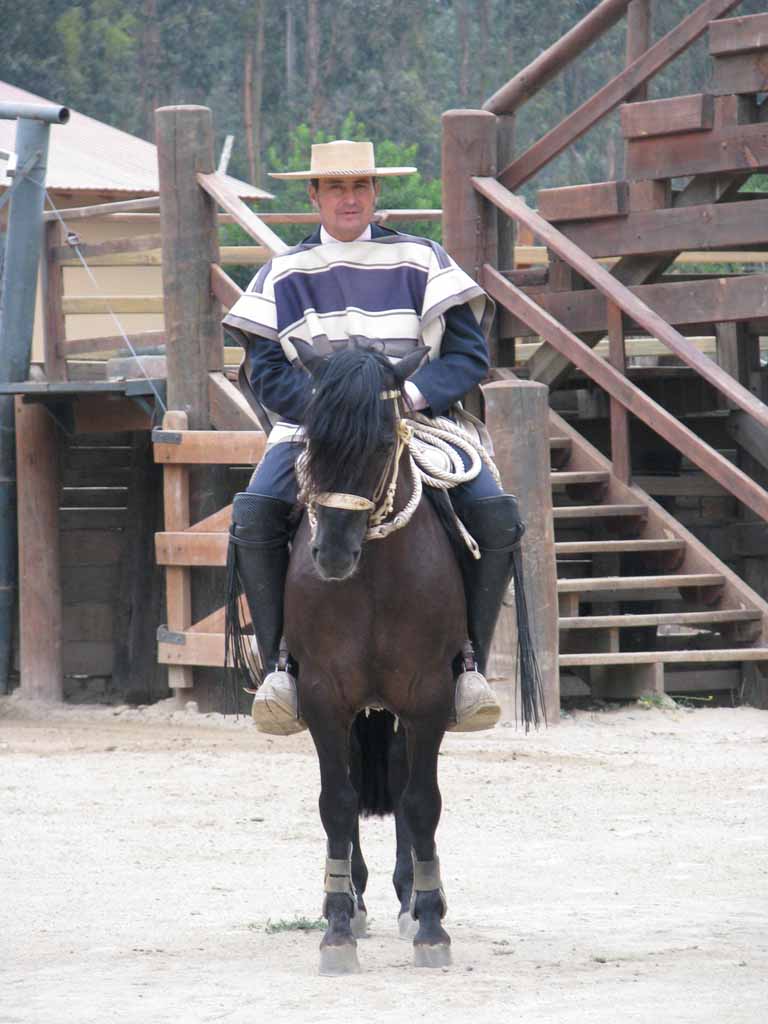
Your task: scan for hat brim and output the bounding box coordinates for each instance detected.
[268,166,417,180]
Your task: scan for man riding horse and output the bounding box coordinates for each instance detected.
[224,139,522,735]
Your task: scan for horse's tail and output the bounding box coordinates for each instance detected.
[512,545,546,732]
[351,710,397,817]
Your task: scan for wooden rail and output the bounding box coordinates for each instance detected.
[483,0,632,114]
[482,264,768,522]
[197,171,288,255]
[473,176,768,432]
[497,0,742,190]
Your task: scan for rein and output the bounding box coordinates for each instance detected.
[298,387,500,560]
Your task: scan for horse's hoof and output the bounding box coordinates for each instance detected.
[413,942,452,969]
[351,909,368,939]
[398,912,418,941]
[319,943,361,976]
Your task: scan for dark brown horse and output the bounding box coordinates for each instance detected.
[284,343,463,973]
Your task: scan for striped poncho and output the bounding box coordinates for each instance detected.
[223,228,494,368]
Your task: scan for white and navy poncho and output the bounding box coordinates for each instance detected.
[222,224,495,434]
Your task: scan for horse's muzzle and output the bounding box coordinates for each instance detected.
[311,544,362,582]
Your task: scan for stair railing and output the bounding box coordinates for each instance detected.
[484,0,743,191]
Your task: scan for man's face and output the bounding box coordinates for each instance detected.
[309,177,380,241]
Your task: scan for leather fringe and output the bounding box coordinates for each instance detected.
[224,536,263,714]
[512,546,546,732]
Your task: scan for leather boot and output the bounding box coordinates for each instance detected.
[449,494,525,732]
[227,492,306,735]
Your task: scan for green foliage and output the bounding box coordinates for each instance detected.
[260,916,325,934]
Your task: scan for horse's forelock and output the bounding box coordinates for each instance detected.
[302,349,396,495]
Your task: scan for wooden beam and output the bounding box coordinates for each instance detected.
[158,630,225,667]
[58,330,165,357]
[484,380,560,721]
[52,234,163,261]
[208,372,262,431]
[198,171,288,255]
[152,429,265,465]
[560,648,768,666]
[42,221,68,382]
[625,0,652,104]
[442,109,498,361]
[620,93,714,138]
[156,532,228,567]
[709,13,768,55]
[626,121,768,180]
[474,178,768,431]
[15,398,63,700]
[498,0,742,189]
[503,272,768,338]
[42,195,160,221]
[607,300,631,484]
[481,264,768,523]
[711,51,768,95]
[483,0,632,114]
[156,104,224,410]
[538,181,629,222]
[63,296,164,315]
[211,264,243,309]
[546,197,768,259]
[161,410,193,691]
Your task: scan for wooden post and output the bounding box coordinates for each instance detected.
[43,221,68,382]
[155,106,228,708]
[15,397,63,700]
[155,104,223,421]
[607,300,631,483]
[483,380,560,724]
[442,109,498,362]
[161,410,194,695]
[626,0,652,103]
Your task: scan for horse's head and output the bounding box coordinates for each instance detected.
[294,339,426,581]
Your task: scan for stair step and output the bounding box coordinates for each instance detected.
[560,648,768,666]
[553,504,647,520]
[555,539,684,555]
[551,471,610,487]
[557,573,724,594]
[559,609,761,630]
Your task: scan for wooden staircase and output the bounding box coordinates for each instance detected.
[465,9,768,701]
[548,410,768,698]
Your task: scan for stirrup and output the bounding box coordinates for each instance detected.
[251,670,307,736]
[448,670,501,732]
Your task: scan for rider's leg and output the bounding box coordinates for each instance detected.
[447,461,524,731]
[227,442,307,735]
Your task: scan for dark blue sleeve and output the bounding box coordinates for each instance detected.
[247,336,312,422]
[408,302,490,416]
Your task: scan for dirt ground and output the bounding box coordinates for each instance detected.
[2,691,767,1024]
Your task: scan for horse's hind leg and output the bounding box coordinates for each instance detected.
[388,729,417,939]
[401,722,452,968]
[308,715,362,975]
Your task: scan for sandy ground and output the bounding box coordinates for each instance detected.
[1,693,767,1024]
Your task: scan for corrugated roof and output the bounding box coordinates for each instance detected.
[0,81,273,200]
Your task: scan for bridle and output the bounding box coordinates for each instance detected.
[299,388,423,543]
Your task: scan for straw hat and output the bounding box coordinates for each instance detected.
[269,140,416,179]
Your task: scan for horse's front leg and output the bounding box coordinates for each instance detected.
[402,719,451,968]
[305,707,362,975]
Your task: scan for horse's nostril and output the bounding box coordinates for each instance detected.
[352,548,361,561]
[311,546,319,560]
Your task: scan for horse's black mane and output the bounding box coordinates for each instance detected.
[301,348,399,494]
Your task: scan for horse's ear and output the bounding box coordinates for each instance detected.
[392,346,429,383]
[290,337,325,378]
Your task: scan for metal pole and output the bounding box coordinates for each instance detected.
[0,112,57,692]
